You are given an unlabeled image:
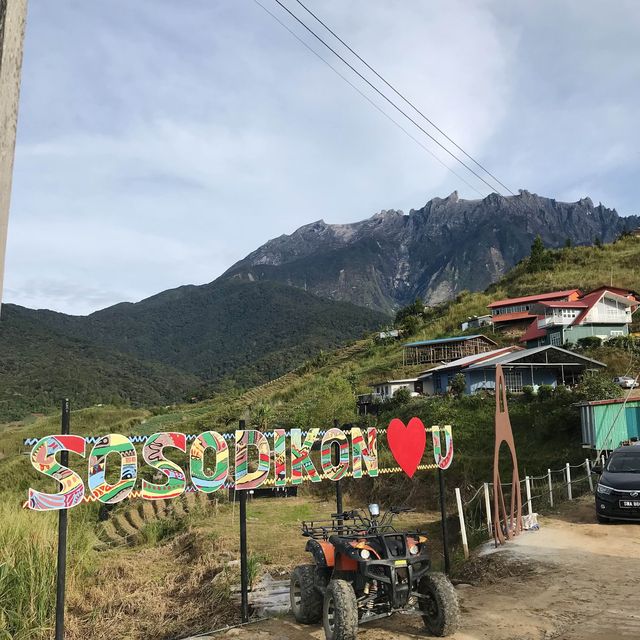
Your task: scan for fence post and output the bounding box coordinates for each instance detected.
[547,469,553,507]
[525,476,532,516]
[454,488,469,560]
[483,482,492,534]
[585,459,594,492]
[566,463,572,500]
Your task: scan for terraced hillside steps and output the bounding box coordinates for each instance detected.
[98,492,215,546]
[241,340,369,405]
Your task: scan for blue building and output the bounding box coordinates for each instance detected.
[418,345,605,395]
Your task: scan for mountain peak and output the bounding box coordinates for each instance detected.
[222,191,638,313]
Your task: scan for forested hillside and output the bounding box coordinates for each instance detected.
[0,280,387,421]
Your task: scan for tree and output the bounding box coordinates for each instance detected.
[394,298,424,326]
[564,238,573,248]
[528,235,551,272]
[594,236,603,248]
[449,373,467,397]
[574,372,621,402]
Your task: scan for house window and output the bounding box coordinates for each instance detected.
[504,370,523,393]
[610,330,624,337]
[550,332,562,346]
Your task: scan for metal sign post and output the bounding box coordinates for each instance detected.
[55,399,70,640]
[438,467,451,575]
[333,420,343,523]
[238,420,249,623]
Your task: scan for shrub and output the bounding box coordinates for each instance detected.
[577,336,602,349]
[537,384,554,401]
[522,385,535,401]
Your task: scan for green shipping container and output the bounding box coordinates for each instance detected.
[580,399,640,450]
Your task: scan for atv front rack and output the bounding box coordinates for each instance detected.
[302,519,362,539]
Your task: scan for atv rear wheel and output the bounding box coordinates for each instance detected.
[290,564,322,624]
[419,572,460,637]
[323,579,358,640]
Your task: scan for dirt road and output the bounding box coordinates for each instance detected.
[211,497,640,640]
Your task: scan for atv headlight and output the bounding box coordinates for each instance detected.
[360,549,371,560]
[597,483,613,495]
[409,544,419,555]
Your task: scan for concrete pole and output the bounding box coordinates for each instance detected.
[0,0,28,311]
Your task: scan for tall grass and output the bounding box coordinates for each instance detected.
[0,504,57,639]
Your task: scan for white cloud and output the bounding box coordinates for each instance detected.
[4,0,639,313]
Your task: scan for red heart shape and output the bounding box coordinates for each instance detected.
[387,417,426,478]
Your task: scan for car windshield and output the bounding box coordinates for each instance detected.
[606,451,640,473]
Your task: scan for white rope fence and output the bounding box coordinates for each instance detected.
[453,457,600,559]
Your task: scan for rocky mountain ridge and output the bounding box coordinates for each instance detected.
[223,190,639,313]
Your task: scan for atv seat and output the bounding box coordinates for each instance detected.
[328,534,355,555]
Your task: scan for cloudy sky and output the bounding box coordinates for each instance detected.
[5,0,640,314]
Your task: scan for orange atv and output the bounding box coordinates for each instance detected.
[290,504,459,640]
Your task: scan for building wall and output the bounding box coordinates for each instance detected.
[528,324,629,348]
[433,367,559,395]
[563,324,629,343]
[582,401,640,450]
[467,368,557,394]
[0,0,27,309]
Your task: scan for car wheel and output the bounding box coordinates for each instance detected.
[323,579,358,640]
[290,564,323,624]
[419,572,460,637]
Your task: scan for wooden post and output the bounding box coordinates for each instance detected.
[586,459,594,492]
[0,0,28,309]
[547,469,553,507]
[483,482,492,534]
[566,463,572,500]
[454,488,469,560]
[525,476,532,516]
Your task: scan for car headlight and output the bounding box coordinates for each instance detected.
[597,483,613,495]
[360,549,371,560]
[409,544,419,555]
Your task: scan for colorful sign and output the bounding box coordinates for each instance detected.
[26,421,454,511]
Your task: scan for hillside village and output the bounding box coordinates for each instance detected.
[358,278,640,452]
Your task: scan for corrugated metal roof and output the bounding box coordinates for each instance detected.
[490,311,534,323]
[538,300,588,308]
[403,335,496,348]
[520,318,547,343]
[466,345,606,369]
[487,289,580,309]
[417,346,521,376]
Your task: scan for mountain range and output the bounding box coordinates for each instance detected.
[223,190,639,313]
[2,190,637,421]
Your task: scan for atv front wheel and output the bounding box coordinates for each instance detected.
[419,572,460,637]
[323,579,358,640]
[290,564,322,624]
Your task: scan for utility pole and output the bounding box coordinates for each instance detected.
[0,0,28,312]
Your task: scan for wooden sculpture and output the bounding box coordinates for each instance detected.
[492,365,523,544]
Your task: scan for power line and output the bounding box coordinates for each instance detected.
[293,0,515,197]
[269,0,505,195]
[252,0,487,197]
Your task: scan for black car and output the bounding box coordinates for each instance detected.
[594,444,640,523]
